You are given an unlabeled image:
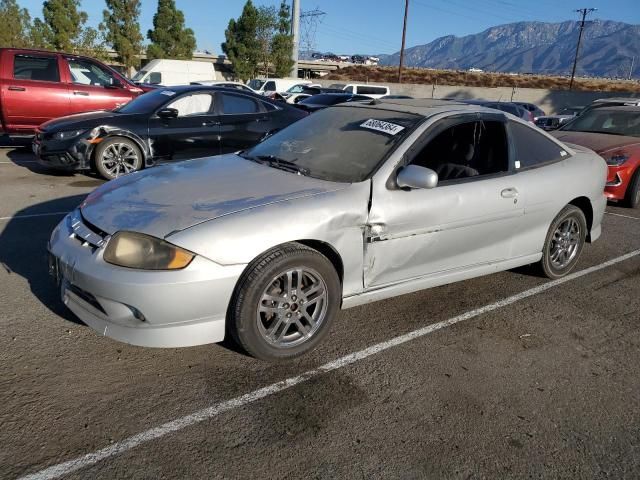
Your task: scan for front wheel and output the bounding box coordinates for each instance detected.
[539,205,587,279]
[624,169,640,209]
[94,137,142,180]
[228,243,341,361]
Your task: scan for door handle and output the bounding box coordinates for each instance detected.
[73,91,89,96]
[202,120,220,126]
[255,116,269,122]
[501,188,519,199]
[8,86,26,91]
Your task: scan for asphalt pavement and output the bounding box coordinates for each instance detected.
[1,146,639,480]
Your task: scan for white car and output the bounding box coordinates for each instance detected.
[190,80,256,93]
[247,78,313,96]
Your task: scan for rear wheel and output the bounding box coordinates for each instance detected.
[94,137,142,180]
[539,205,587,279]
[624,169,640,209]
[228,243,340,361]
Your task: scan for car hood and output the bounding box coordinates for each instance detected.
[39,110,138,132]
[551,131,640,154]
[80,154,348,238]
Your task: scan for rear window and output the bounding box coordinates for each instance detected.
[510,122,568,169]
[221,94,259,114]
[13,55,60,82]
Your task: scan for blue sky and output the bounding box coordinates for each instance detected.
[17,0,640,55]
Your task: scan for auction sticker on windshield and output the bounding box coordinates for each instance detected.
[360,119,405,135]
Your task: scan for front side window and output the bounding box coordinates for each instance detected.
[511,121,568,168]
[243,106,422,183]
[358,86,388,95]
[67,58,118,87]
[248,79,265,90]
[263,81,276,92]
[344,85,354,93]
[409,120,509,182]
[166,93,214,117]
[13,55,60,82]
[221,94,259,114]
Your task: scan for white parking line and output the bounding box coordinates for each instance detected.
[605,211,640,220]
[18,248,640,480]
[0,211,69,221]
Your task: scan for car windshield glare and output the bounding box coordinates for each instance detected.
[243,106,422,183]
[115,89,177,114]
[561,109,640,137]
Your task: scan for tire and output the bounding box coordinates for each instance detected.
[539,205,587,279]
[624,169,640,209]
[228,243,341,361]
[94,137,143,180]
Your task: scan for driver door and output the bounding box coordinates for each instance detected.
[147,92,221,161]
[364,113,524,288]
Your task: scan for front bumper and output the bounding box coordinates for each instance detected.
[33,133,93,171]
[605,163,636,201]
[48,211,245,347]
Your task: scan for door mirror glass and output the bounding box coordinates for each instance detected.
[396,165,438,189]
[106,77,123,89]
[157,107,179,119]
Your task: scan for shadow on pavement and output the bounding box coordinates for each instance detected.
[0,195,88,325]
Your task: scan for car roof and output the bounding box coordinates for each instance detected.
[592,97,640,105]
[337,98,504,117]
[582,105,640,113]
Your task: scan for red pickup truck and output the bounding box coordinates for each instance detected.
[0,48,148,135]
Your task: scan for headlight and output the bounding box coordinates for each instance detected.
[604,152,630,166]
[103,231,194,270]
[53,129,87,141]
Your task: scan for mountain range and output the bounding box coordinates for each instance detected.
[379,20,640,78]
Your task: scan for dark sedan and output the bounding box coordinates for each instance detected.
[296,93,371,112]
[462,100,534,123]
[33,86,307,179]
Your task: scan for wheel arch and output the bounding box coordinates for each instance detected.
[568,196,594,242]
[92,130,149,166]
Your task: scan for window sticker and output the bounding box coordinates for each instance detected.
[160,90,176,96]
[560,150,567,157]
[515,160,521,169]
[360,118,405,135]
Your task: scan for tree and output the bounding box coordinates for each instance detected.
[29,19,51,49]
[42,0,87,51]
[102,0,144,72]
[0,0,32,48]
[223,0,295,80]
[222,0,261,80]
[147,0,196,60]
[271,1,294,78]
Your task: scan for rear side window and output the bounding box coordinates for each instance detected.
[221,94,259,114]
[357,86,388,95]
[510,121,568,169]
[13,55,60,82]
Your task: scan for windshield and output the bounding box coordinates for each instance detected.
[115,88,177,114]
[242,106,423,183]
[560,108,640,137]
[131,70,148,82]
[287,84,307,93]
[248,79,265,90]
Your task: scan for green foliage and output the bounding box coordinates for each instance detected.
[102,0,144,70]
[271,1,294,78]
[0,0,32,48]
[29,18,51,49]
[222,0,261,80]
[223,0,295,80]
[42,0,87,51]
[146,0,196,60]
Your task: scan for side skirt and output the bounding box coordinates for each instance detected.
[342,253,543,309]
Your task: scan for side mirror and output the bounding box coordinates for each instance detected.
[396,165,438,190]
[106,78,124,89]
[157,108,179,119]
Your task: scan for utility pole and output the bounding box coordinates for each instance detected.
[569,7,596,90]
[629,56,636,81]
[398,0,409,83]
[290,0,300,78]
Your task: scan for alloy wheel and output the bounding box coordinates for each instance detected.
[549,217,581,269]
[256,267,328,348]
[100,142,140,178]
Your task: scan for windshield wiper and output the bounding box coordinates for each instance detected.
[253,155,310,176]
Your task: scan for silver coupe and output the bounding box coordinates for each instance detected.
[48,99,607,360]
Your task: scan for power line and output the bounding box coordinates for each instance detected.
[569,7,597,90]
